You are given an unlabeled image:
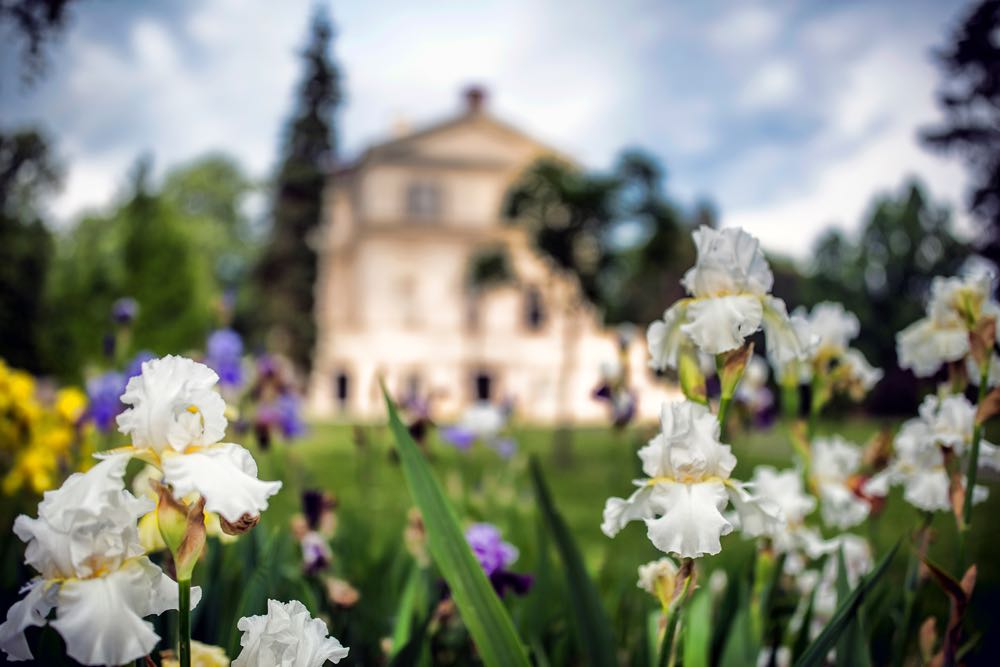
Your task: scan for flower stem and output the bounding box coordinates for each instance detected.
[658,560,694,667]
[958,360,990,566]
[893,512,933,667]
[178,578,191,667]
[717,396,733,439]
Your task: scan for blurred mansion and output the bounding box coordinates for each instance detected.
[306,88,677,423]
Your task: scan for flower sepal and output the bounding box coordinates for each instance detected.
[155,483,206,581]
[717,341,754,401]
[678,349,707,405]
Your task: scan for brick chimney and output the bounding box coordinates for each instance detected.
[463,85,487,114]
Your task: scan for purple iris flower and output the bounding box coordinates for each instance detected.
[466,523,517,575]
[277,393,306,438]
[86,372,126,432]
[440,426,476,451]
[126,351,156,380]
[111,297,138,325]
[491,437,517,459]
[206,328,244,388]
[465,523,533,597]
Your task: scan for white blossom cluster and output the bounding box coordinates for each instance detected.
[0,355,347,666]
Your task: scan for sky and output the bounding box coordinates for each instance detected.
[0,0,977,258]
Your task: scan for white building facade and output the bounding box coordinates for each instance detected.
[307,89,678,423]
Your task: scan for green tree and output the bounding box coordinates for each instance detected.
[504,157,620,308]
[162,154,257,327]
[923,0,1000,271]
[254,9,341,371]
[121,162,214,355]
[42,160,218,378]
[603,152,699,325]
[41,212,125,377]
[0,128,59,371]
[0,0,80,82]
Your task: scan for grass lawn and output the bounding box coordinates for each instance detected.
[254,414,1000,663]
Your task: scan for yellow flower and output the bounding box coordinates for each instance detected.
[162,641,230,667]
[55,387,87,423]
[8,370,40,417]
[2,445,57,495]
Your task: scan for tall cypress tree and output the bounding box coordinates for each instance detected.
[255,9,341,372]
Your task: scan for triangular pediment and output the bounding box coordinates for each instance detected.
[362,113,561,169]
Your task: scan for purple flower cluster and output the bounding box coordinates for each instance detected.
[85,372,126,432]
[465,523,533,597]
[205,328,244,388]
[84,352,157,432]
[111,297,138,325]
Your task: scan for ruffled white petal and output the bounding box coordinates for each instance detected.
[896,318,968,377]
[644,481,733,558]
[727,482,783,537]
[161,444,282,522]
[807,302,860,352]
[762,296,810,375]
[13,455,151,580]
[117,355,228,453]
[50,557,181,666]
[682,226,773,298]
[233,599,349,667]
[901,470,950,512]
[817,482,870,529]
[841,348,883,391]
[0,580,57,662]
[978,440,1000,470]
[601,486,655,538]
[647,302,691,371]
[682,294,763,354]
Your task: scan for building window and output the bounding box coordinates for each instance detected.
[334,372,350,410]
[406,182,442,220]
[524,286,545,331]
[474,372,492,401]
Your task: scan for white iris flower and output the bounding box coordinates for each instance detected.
[810,436,871,529]
[0,455,199,665]
[897,268,999,377]
[774,302,882,394]
[601,400,781,558]
[113,355,282,525]
[739,465,820,553]
[864,394,997,511]
[647,226,808,369]
[233,599,349,666]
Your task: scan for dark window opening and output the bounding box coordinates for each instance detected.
[335,372,350,409]
[474,372,492,401]
[525,286,545,331]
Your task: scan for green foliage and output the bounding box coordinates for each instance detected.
[38,155,257,378]
[794,541,900,667]
[529,457,617,667]
[503,150,703,326]
[382,387,531,667]
[923,0,1000,268]
[121,169,214,355]
[0,128,59,372]
[254,9,341,371]
[466,245,515,291]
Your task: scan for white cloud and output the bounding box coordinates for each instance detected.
[722,35,968,258]
[707,5,781,53]
[738,59,799,111]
